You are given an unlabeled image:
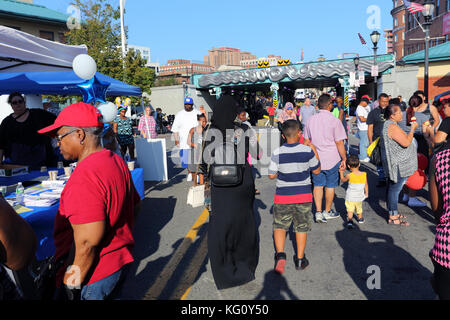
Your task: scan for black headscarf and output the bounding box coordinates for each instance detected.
[210,96,239,132]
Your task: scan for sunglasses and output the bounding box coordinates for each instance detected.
[56,128,78,143]
[11,100,24,106]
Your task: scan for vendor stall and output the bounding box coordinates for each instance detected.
[3,168,144,261]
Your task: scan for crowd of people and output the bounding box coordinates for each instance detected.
[182,91,450,300]
[1,88,450,300]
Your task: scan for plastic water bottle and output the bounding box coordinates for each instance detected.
[16,182,25,205]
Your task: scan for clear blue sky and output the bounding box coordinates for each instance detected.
[35,0,394,65]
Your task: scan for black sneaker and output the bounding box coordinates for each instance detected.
[346,220,354,229]
[355,216,365,224]
[274,252,287,274]
[293,255,309,270]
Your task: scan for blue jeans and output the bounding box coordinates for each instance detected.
[358,130,369,160]
[386,173,408,216]
[312,162,340,189]
[81,268,124,300]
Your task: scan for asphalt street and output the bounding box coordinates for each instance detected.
[118,128,438,300]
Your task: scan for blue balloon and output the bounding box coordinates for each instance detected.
[77,76,110,105]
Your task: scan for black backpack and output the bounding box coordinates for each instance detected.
[209,126,246,187]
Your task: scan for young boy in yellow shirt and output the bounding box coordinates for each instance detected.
[339,155,368,229]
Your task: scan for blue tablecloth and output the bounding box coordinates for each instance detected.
[0,168,64,187]
[7,168,144,261]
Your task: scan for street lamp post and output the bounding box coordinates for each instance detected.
[370,31,380,100]
[422,0,435,103]
[353,56,360,95]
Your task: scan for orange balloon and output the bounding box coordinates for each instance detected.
[406,170,427,191]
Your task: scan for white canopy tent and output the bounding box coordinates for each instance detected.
[0,25,88,73]
[0,26,88,120]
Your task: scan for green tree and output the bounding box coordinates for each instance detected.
[66,0,123,79]
[47,0,155,105]
[123,48,155,103]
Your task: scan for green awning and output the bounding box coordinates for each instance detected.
[401,41,450,64]
[0,0,70,24]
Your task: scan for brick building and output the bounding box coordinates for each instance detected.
[391,0,450,60]
[401,41,450,100]
[158,59,214,84]
[384,29,395,54]
[204,47,256,70]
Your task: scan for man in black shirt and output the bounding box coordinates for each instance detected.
[366,93,390,187]
[0,93,57,168]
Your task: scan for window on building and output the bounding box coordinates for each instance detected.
[39,30,54,41]
[447,0,450,11]
[436,0,439,16]
[395,17,398,26]
[395,34,398,42]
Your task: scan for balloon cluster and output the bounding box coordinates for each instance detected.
[73,54,117,134]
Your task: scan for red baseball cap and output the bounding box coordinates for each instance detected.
[361,95,372,100]
[38,102,104,136]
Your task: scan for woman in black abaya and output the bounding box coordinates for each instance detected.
[205,98,260,290]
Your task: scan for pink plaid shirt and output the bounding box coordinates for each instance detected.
[138,115,157,139]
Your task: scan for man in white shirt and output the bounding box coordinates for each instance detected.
[172,97,201,181]
[356,98,371,162]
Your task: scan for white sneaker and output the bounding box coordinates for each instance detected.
[187,174,193,182]
[315,212,327,223]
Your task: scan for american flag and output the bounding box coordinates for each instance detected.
[403,0,425,14]
[358,33,367,45]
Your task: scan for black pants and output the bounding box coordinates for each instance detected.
[432,259,450,300]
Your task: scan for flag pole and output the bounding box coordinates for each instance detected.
[120,0,127,62]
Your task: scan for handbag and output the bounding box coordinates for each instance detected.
[369,143,382,166]
[367,137,380,157]
[210,164,244,187]
[187,184,206,208]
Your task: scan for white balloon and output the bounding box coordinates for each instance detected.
[98,102,118,123]
[72,54,97,80]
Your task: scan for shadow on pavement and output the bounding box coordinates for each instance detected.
[254,271,299,300]
[118,196,177,299]
[335,224,436,299]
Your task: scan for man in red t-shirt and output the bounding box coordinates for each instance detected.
[38,103,140,300]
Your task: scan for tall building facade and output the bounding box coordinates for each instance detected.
[391,0,450,60]
[384,29,395,54]
[204,47,256,70]
[127,45,151,67]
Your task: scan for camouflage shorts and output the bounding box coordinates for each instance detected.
[273,203,313,233]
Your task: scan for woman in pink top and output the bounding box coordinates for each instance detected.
[430,147,450,299]
[138,106,157,139]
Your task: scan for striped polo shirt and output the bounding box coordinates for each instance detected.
[269,143,320,205]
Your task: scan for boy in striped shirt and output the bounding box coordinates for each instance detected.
[269,120,321,274]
